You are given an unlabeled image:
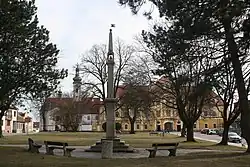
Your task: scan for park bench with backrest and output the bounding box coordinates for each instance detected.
[28,138,42,153]
[44,141,75,157]
[149,131,163,136]
[146,142,179,158]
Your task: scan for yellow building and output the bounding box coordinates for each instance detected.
[95,102,223,132]
[94,83,224,132]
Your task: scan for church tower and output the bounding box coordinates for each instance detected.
[73,64,81,101]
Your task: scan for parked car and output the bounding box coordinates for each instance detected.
[228,132,242,143]
[207,129,217,135]
[200,128,209,134]
[217,129,224,136]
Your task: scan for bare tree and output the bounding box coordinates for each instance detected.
[80,39,135,109]
[118,57,155,134]
[141,27,216,141]
[213,55,250,145]
[51,99,81,132]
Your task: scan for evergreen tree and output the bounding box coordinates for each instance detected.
[119,0,250,152]
[0,0,67,136]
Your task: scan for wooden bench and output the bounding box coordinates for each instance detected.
[149,131,163,136]
[146,143,179,158]
[44,141,75,157]
[28,138,42,153]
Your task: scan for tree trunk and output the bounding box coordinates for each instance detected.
[181,123,186,137]
[0,112,4,138]
[186,124,195,142]
[218,122,229,145]
[42,112,47,131]
[129,120,135,134]
[223,21,250,153]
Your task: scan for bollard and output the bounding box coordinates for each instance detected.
[101,139,113,159]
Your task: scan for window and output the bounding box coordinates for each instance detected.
[14,111,16,117]
[156,110,161,117]
[115,112,119,118]
[213,124,216,128]
[137,124,140,129]
[205,124,208,128]
[7,120,10,126]
[55,116,60,121]
[166,109,171,117]
[125,124,128,129]
[194,123,197,128]
[87,116,90,120]
[95,115,99,120]
[144,124,148,130]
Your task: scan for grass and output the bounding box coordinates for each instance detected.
[0,132,245,151]
[0,147,250,167]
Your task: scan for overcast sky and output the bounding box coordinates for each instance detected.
[35,0,158,93]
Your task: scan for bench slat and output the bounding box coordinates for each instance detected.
[66,148,75,151]
[152,143,179,147]
[45,141,68,146]
[49,146,64,149]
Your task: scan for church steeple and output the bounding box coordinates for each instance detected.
[73,64,81,100]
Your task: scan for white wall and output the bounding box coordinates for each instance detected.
[79,125,92,131]
[1,116,5,132]
[10,109,18,133]
[45,110,56,131]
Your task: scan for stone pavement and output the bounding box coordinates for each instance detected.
[171,132,248,149]
[0,144,221,159]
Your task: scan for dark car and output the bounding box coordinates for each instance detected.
[200,128,209,134]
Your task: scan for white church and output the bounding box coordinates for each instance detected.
[39,65,103,132]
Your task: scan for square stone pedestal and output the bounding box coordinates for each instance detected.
[85,138,136,153]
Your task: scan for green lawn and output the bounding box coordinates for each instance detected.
[0,147,249,167]
[0,132,245,151]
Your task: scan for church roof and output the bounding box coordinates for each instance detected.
[44,97,103,114]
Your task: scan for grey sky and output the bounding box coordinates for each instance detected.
[35,0,157,92]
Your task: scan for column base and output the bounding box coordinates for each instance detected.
[85,137,137,153]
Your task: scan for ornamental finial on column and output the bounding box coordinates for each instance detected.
[108,24,115,58]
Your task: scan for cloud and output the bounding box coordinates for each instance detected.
[35,0,157,92]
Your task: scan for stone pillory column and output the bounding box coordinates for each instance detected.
[101,26,117,159]
[86,25,135,154]
[105,28,117,140]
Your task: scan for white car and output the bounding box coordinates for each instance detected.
[207,129,217,135]
[228,132,242,143]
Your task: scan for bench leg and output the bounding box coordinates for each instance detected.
[30,146,39,153]
[34,147,40,153]
[65,150,72,157]
[47,148,54,155]
[148,150,157,158]
[169,149,176,156]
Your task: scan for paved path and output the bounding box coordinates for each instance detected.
[0,131,247,159]
[171,132,248,148]
[0,144,228,159]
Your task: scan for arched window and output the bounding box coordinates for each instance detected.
[125,124,128,129]
[115,112,119,117]
[144,124,148,130]
[205,124,208,128]
[213,124,216,128]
